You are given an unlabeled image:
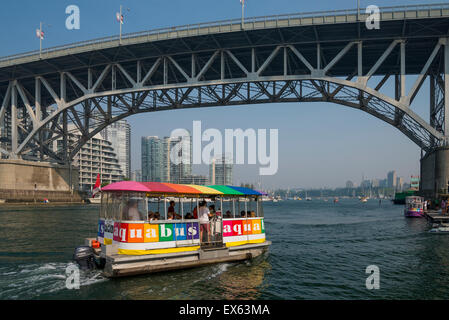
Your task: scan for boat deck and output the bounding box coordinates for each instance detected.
[102,241,271,278]
[424,210,449,224]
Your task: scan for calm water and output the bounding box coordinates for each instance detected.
[1,199,449,300]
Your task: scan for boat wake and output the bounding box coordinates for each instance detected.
[0,262,107,299]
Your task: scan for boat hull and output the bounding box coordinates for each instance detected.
[102,241,271,278]
[404,210,425,218]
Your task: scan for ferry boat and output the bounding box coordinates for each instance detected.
[74,181,271,278]
[404,196,425,218]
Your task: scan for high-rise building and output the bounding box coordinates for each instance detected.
[141,134,192,183]
[131,170,142,182]
[169,134,192,184]
[210,154,233,185]
[161,137,171,182]
[56,125,124,191]
[387,171,397,188]
[179,175,209,185]
[141,136,163,182]
[101,120,131,178]
[396,177,404,191]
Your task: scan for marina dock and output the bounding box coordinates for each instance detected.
[424,210,449,224]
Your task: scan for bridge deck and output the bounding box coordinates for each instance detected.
[1,3,449,78]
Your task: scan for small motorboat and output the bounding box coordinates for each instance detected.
[429,225,449,233]
[404,196,425,218]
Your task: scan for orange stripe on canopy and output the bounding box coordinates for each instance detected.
[161,183,203,194]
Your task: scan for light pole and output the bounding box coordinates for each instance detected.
[119,5,123,45]
[357,0,360,21]
[241,0,245,29]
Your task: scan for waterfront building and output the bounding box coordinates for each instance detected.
[210,154,233,185]
[56,125,124,191]
[101,120,131,179]
[345,180,354,188]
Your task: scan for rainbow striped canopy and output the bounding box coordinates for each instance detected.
[101,181,264,196]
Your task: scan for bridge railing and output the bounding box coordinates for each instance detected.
[1,2,449,65]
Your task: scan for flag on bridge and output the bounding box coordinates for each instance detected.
[116,12,124,24]
[36,29,44,40]
[92,174,101,198]
[240,0,245,5]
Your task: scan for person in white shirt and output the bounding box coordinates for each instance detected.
[198,200,211,242]
[124,199,142,221]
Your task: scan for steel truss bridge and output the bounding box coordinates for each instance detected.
[1,3,449,164]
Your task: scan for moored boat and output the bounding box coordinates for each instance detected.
[404,196,425,218]
[74,181,270,278]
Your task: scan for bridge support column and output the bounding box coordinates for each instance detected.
[420,147,449,199]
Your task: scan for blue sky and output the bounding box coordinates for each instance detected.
[0,0,440,189]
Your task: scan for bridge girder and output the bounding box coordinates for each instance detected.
[1,22,449,163]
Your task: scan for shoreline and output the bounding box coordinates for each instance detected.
[0,202,96,207]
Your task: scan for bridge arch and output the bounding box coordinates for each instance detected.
[1,3,449,163]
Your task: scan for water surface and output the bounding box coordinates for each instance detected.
[1,199,448,299]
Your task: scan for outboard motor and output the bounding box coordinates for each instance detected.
[73,246,96,270]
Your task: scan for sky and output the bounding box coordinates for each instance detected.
[0,0,441,189]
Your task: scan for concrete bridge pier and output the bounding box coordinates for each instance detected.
[420,147,449,199]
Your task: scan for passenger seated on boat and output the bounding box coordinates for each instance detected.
[123,199,143,221]
[167,212,174,220]
[148,211,154,221]
[224,211,232,218]
[185,212,193,219]
[241,211,246,217]
[209,205,216,216]
[250,211,256,217]
[152,212,160,221]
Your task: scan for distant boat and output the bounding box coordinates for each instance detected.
[333,197,339,203]
[360,197,368,203]
[90,195,101,204]
[404,196,425,218]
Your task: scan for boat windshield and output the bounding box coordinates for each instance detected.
[100,192,148,221]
